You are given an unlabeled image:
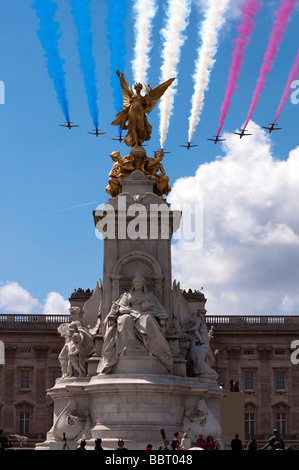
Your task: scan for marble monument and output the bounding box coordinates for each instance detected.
[36,71,225,450]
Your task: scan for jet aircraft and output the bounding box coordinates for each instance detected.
[154,148,170,154]
[180,141,198,150]
[112,135,125,143]
[262,123,282,133]
[88,129,106,137]
[233,128,252,138]
[207,135,226,144]
[59,121,79,130]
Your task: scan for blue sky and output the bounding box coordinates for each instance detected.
[0,0,299,315]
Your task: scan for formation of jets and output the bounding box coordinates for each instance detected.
[59,119,282,150]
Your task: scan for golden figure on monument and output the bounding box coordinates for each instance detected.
[111,70,175,148]
[107,71,175,198]
[106,151,135,198]
[106,149,171,198]
[144,150,171,197]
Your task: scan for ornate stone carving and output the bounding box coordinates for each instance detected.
[51,399,91,442]
[182,399,223,444]
[98,272,173,374]
[171,280,218,383]
[57,295,100,378]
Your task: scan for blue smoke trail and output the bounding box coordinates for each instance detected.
[33,0,70,122]
[70,0,99,130]
[106,0,128,136]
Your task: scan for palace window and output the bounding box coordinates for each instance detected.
[20,348,31,355]
[19,411,30,435]
[276,413,287,435]
[245,413,255,436]
[244,371,254,391]
[0,340,4,365]
[275,349,286,356]
[244,349,255,355]
[275,371,286,391]
[20,370,30,390]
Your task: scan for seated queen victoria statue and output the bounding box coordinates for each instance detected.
[98,273,173,374]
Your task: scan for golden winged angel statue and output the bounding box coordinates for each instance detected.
[112,70,175,148]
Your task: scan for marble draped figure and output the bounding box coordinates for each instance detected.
[98,273,173,374]
[58,307,94,378]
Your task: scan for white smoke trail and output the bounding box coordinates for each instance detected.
[131,0,158,84]
[188,0,229,143]
[159,0,191,149]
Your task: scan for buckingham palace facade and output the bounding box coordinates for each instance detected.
[0,289,299,449]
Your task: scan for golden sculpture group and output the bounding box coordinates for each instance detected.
[106,70,174,198]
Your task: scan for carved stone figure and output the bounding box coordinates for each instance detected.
[171,280,218,381]
[57,307,95,378]
[184,318,218,382]
[98,272,173,374]
[182,399,222,443]
[112,70,175,147]
[51,399,91,442]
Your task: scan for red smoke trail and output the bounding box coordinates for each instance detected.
[217,0,261,136]
[273,49,299,123]
[244,0,297,130]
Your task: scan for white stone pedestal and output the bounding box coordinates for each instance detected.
[37,371,224,450]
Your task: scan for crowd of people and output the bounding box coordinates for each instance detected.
[75,431,256,451]
[0,427,292,451]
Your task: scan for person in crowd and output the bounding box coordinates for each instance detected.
[144,444,153,450]
[171,432,180,450]
[196,434,207,449]
[76,440,87,451]
[160,439,170,450]
[213,439,221,450]
[94,438,104,451]
[115,438,128,450]
[206,435,215,450]
[0,429,8,450]
[180,432,191,450]
[231,433,243,451]
[247,437,257,450]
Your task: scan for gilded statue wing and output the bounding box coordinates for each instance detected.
[116,70,133,108]
[144,77,175,113]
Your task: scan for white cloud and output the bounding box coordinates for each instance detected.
[0,281,70,315]
[0,281,39,313]
[169,121,299,315]
[281,294,299,313]
[42,292,70,314]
